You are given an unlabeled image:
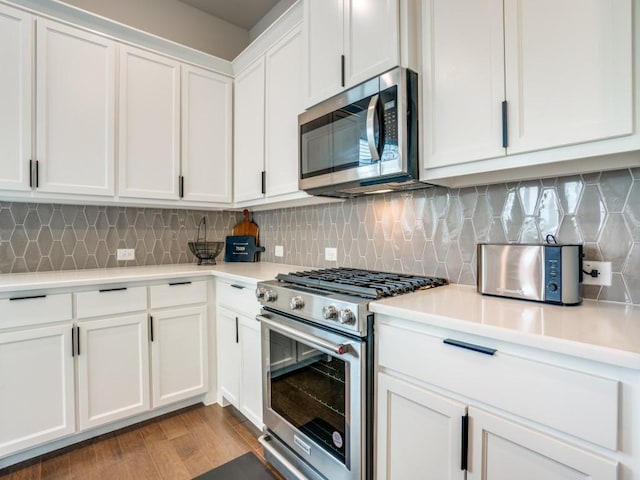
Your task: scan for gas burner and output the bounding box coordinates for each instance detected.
[276,268,448,300]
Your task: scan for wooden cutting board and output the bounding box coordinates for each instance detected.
[232,209,259,240]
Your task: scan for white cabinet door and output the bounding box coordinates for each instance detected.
[344,0,398,88]
[422,0,505,169]
[304,0,344,107]
[216,307,240,407]
[233,58,266,203]
[181,65,233,203]
[504,0,633,155]
[377,373,466,480]
[35,20,115,196]
[468,407,618,480]
[265,26,303,198]
[150,306,208,408]
[76,314,150,430]
[119,45,180,200]
[0,4,31,192]
[0,324,75,457]
[238,314,262,428]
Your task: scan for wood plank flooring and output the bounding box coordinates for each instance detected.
[0,403,283,480]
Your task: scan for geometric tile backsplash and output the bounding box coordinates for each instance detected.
[0,167,639,305]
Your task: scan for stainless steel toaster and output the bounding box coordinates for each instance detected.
[477,243,583,305]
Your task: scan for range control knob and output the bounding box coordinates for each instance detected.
[264,290,278,302]
[255,287,266,300]
[289,296,305,310]
[322,305,338,320]
[338,308,356,325]
[548,282,558,292]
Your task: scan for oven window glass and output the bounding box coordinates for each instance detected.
[300,96,379,179]
[268,330,347,464]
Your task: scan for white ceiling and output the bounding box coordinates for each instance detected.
[178,0,281,30]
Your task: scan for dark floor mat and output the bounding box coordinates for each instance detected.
[194,452,277,480]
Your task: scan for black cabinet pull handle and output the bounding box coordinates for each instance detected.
[29,159,33,188]
[76,326,80,356]
[443,338,496,356]
[10,294,46,301]
[341,54,345,87]
[71,326,75,357]
[150,316,154,342]
[230,284,245,290]
[35,160,39,188]
[501,100,508,148]
[179,175,184,198]
[261,171,266,195]
[168,281,191,286]
[235,317,239,344]
[461,414,469,470]
[98,287,127,293]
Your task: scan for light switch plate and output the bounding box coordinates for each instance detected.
[275,245,284,257]
[325,247,337,261]
[117,248,135,261]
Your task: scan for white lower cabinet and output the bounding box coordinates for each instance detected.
[0,323,75,457]
[150,305,208,407]
[215,278,263,428]
[468,407,618,480]
[216,306,263,428]
[376,318,627,479]
[0,278,212,466]
[377,372,466,480]
[76,314,150,430]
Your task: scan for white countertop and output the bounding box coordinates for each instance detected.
[370,284,640,369]
[0,262,303,294]
[2,265,639,369]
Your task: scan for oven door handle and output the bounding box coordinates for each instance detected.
[257,315,351,356]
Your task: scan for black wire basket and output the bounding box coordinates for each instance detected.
[188,217,223,265]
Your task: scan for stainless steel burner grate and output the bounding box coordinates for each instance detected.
[276,268,448,299]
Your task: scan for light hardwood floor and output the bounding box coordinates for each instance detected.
[0,403,283,479]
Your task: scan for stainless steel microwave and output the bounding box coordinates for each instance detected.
[298,68,430,198]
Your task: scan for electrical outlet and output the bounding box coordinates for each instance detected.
[325,247,337,261]
[582,260,612,286]
[117,248,135,261]
[275,245,284,257]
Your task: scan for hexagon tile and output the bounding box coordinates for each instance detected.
[1,167,639,305]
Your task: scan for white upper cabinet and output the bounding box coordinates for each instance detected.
[264,27,304,198]
[0,4,31,192]
[304,0,344,106]
[344,0,399,88]
[234,20,305,205]
[304,0,399,108]
[422,0,505,168]
[233,57,266,203]
[422,0,636,185]
[503,0,633,154]
[181,66,233,203]
[36,19,116,196]
[118,45,181,200]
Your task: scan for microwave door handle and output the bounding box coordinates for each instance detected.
[257,314,351,356]
[366,94,380,161]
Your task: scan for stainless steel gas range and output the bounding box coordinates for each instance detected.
[255,268,448,480]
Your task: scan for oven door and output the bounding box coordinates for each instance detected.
[259,311,366,480]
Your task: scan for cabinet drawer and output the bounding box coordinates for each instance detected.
[150,280,207,308]
[76,286,147,318]
[377,323,619,450]
[216,280,259,317]
[0,293,72,329]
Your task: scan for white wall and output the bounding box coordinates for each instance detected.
[59,0,250,60]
